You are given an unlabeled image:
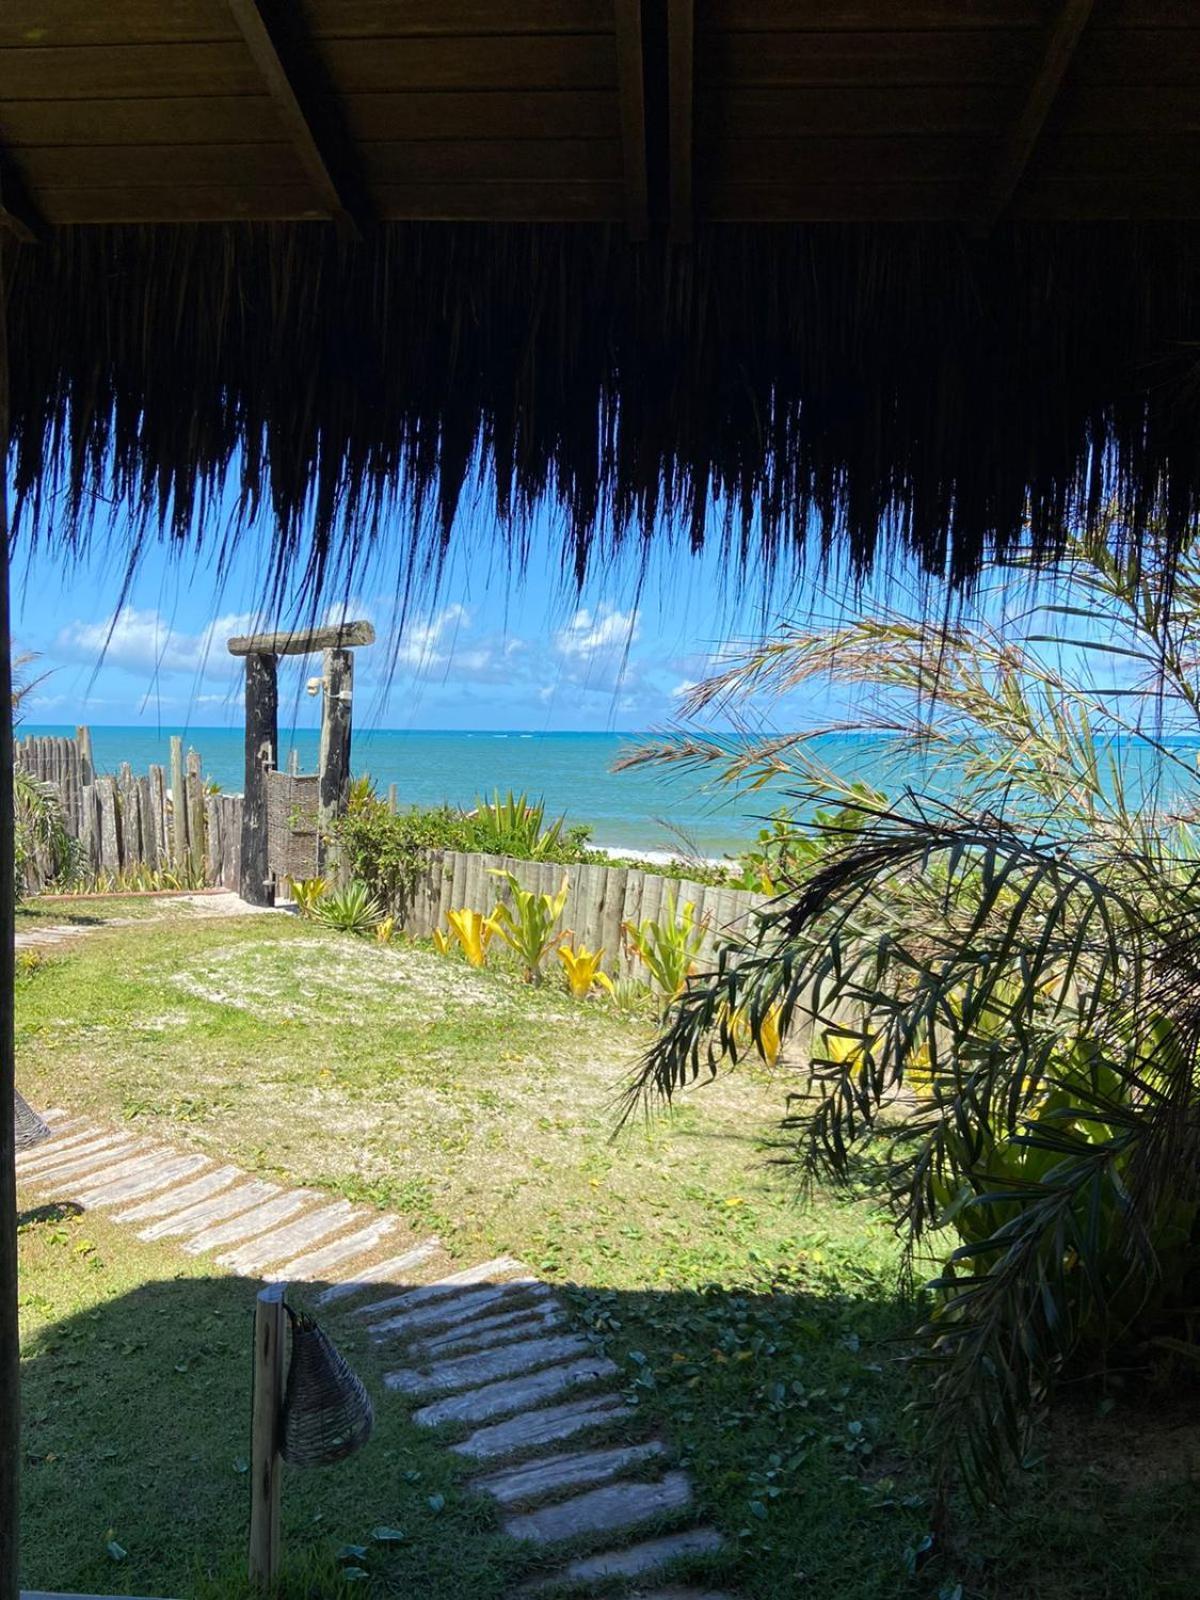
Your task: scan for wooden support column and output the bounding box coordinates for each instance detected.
[1,235,20,1600]
[241,652,278,906]
[248,1282,287,1587]
[318,648,353,828]
[317,648,352,873]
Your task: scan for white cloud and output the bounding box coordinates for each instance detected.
[55,607,258,679]
[553,602,640,663]
[393,603,470,670]
[670,679,698,700]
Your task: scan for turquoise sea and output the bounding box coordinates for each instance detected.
[21,725,1200,859]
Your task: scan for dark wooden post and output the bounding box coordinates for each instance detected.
[0,238,20,1600]
[241,651,278,906]
[318,647,353,831]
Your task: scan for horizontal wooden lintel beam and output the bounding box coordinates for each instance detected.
[227,621,375,657]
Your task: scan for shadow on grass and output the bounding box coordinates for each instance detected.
[18,1201,84,1228]
[16,1246,1198,1600]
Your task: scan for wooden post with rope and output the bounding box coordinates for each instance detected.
[248,1282,287,1588]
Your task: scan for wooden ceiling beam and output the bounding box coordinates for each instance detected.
[225,0,360,233]
[668,0,694,243]
[972,0,1097,233]
[613,0,649,241]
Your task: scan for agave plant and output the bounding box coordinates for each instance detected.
[315,880,385,936]
[558,942,613,999]
[490,869,569,981]
[469,789,574,860]
[622,531,1200,1494]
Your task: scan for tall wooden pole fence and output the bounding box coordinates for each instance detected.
[12,729,242,892]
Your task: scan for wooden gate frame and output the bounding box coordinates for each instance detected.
[227,622,374,906]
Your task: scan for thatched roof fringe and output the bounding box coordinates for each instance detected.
[6,222,1200,604]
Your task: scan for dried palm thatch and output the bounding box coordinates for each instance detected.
[6,221,1200,604]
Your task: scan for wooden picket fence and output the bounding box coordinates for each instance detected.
[397,848,766,979]
[14,728,243,891]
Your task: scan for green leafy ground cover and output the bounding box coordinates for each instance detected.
[15,905,1198,1598]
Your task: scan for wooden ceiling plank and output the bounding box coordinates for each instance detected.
[973,0,1097,231]
[225,0,358,229]
[298,1,615,40]
[35,179,624,224]
[0,91,622,148]
[668,0,694,242]
[613,0,648,240]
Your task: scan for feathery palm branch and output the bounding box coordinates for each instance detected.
[621,533,1200,1494]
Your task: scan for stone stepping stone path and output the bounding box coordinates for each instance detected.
[17,1112,734,1596]
[359,1260,732,1594]
[13,1113,433,1297]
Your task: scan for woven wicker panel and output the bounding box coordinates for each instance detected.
[14,1090,52,1150]
[267,771,320,882]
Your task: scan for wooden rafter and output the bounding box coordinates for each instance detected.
[973,0,1097,233]
[667,0,694,244]
[225,0,360,232]
[613,0,649,242]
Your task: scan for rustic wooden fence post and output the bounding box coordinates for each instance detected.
[187,749,206,881]
[248,1282,287,1588]
[170,735,188,875]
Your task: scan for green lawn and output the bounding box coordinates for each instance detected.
[15,905,1199,1598]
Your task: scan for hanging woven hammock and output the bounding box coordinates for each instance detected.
[14,1090,51,1151]
[280,1306,373,1468]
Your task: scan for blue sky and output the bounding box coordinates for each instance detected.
[13,492,807,733]
[13,475,1142,737]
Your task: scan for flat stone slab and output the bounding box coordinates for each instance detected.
[368,1279,548,1341]
[413,1355,618,1429]
[314,1238,440,1304]
[356,1255,527,1321]
[19,1135,143,1182]
[72,1153,210,1207]
[184,1190,316,1255]
[15,1126,96,1170]
[452,1394,633,1462]
[521,1528,724,1590]
[415,1303,564,1357]
[473,1440,666,1507]
[116,1165,241,1223]
[139,1179,281,1242]
[268,1214,399,1283]
[504,1470,691,1546]
[60,1148,163,1196]
[386,1332,593,1397]
[216,1200,361,1274]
